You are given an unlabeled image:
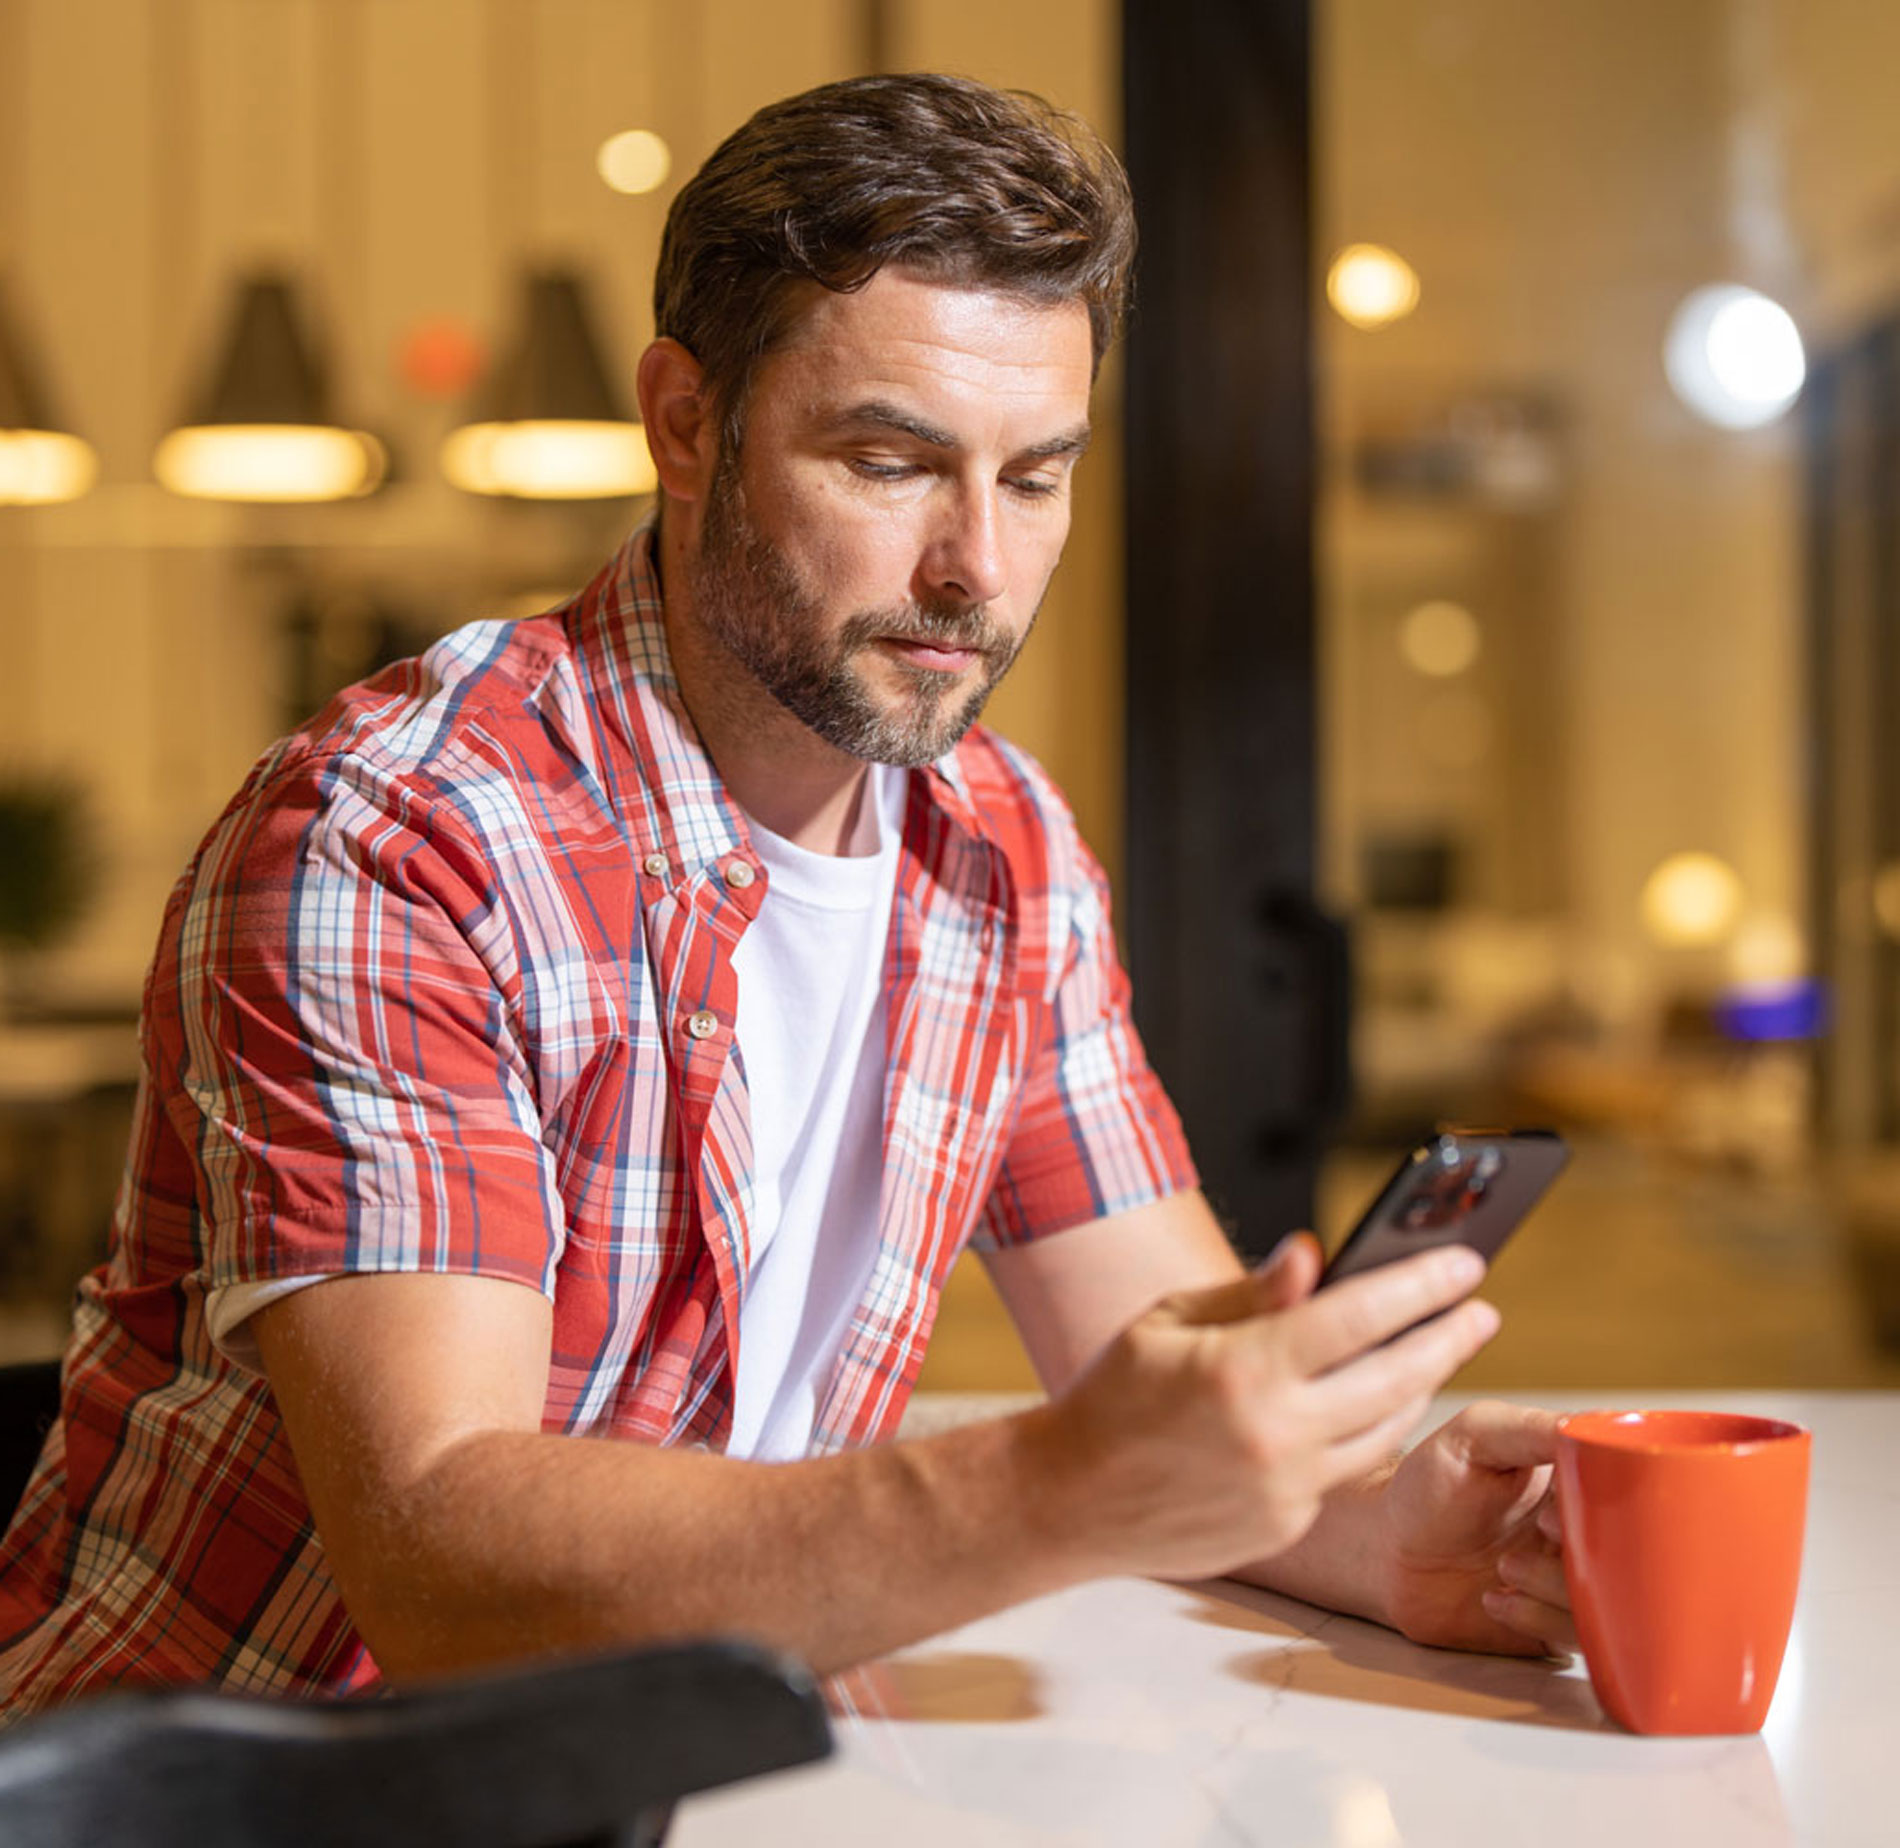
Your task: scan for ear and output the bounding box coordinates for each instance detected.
[636,338,717,503]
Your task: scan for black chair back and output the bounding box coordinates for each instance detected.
[0,1358,62,1528]
[0,1636,831,1847]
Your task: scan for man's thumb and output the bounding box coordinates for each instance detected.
[1255,1231,1323,1309]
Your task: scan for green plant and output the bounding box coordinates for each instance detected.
[0,773,100,950]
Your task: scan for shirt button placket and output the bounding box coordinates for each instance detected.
[686,1009,720,1042]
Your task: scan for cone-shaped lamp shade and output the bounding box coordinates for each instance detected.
[442,269,654,499]
[0,276,99,506]
[153,271,385,502]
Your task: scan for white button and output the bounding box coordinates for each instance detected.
[686,1010,720,1041]
[642,852,668,878]
[723,859,755,890]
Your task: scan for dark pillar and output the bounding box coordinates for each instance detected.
[1122,0,1346,1254]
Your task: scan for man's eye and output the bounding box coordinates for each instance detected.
[848,458,921,481]
[1006,474,1063,500]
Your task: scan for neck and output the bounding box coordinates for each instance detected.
[655,509,873,856]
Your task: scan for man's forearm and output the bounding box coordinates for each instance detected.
[1225,1456,1400,1630]
[334,1405,1093,1683]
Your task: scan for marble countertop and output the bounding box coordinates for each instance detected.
[670,1391,1897,1846]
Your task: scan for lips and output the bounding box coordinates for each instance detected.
[881,636,981,672]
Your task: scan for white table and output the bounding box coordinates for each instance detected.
[671,1392,1896,1846]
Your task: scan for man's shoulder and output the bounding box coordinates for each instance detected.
[187,609,606,889]
[315,612,580,778]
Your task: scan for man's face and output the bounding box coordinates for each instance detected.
[684,268,1095,768]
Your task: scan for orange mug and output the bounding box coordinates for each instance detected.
[1555,1409,1810,1735]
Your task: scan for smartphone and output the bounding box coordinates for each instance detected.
[1319,1128,1569,1294]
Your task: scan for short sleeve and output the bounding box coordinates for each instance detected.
[972,833,1197,1248]
[150,750,566,1299]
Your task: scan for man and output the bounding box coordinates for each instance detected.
[0,73,1571,1714]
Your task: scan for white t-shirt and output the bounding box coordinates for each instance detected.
[724,763,904,1459]
[206,766,906,1466]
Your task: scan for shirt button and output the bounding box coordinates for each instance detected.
[723,859,755,890]
[642,852,669,878]
[686,1010,720,1041]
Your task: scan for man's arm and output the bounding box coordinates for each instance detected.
[252,1236,1497,1683]
[981,1191,1575,1657]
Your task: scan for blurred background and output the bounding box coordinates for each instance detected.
[2,0,1898,1392]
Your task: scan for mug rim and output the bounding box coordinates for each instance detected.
[1557,1408,1810,1455]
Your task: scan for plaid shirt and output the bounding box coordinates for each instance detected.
[0,524,1195,1715]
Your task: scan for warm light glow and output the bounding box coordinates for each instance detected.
[0,429,99,504]
[1641,851,1745,947]
[597,129,672,196]
[1399,599,1482,677]
[1871,864,1900,942]
[154,425,386,501]
[1330,1775,1403,1848]
[440,420,656,499]
[1665,285,1806,429]
[1326,244,1420,330]
[1728,912,1805,985]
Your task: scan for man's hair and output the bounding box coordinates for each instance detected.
[653,72,1136,444]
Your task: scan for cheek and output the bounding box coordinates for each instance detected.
[792,492,922,599]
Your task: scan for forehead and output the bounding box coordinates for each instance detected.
[751,268,1094,433]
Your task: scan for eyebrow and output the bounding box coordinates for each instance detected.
[825,398,1093,462]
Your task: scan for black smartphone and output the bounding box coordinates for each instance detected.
[1319,1128,1569,1292]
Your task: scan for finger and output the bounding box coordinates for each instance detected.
[1169,1231,1321,1328]
[1306,1296,1502,1441]
[1256,1232,1322,1311]
[1481,1587,1578,1658]
[1284,1245,1489,1374]
[1537,1494,1563,1546]
[1440,1399,1564,1473]
[1497,1543,1570,1614]
[1317,1389,1436,1488]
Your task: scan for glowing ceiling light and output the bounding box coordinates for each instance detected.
[154,273,387,503]
[1326,244,1420,330]
[1641,851,1745,947]
[444,270,651,501]
[440,420,655,499]
[154,425,386,502]
[1399,599,1482,677]
[597,129,672,196]
[1665,285,1806,430]
[0,429,99,505]
[0,282,98,505]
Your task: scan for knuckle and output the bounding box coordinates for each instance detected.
[1193,1340,1259,1423]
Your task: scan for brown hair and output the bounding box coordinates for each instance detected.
[653,73,1135,444]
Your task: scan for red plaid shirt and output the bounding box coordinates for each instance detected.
[0,525,1195,1715]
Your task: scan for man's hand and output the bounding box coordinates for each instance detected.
[1023,1234,1501,1584]
[1375,1399,1576,1658]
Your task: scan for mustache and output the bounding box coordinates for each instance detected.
[842,601,1009,655]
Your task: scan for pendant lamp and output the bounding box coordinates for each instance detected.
[441,268,654,499]
[153,270,386,502]
[0,277,99,506]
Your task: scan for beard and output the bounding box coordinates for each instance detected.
[686,461,1034,769]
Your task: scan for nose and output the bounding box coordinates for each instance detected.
[920,484,1009,607]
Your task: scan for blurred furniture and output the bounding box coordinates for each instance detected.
[0,1637,831,1848]
[0,1021,139,1306]
[0,1357,62,1526]
[1830,1151,1900,1352]
[673,1390,1886,1845]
